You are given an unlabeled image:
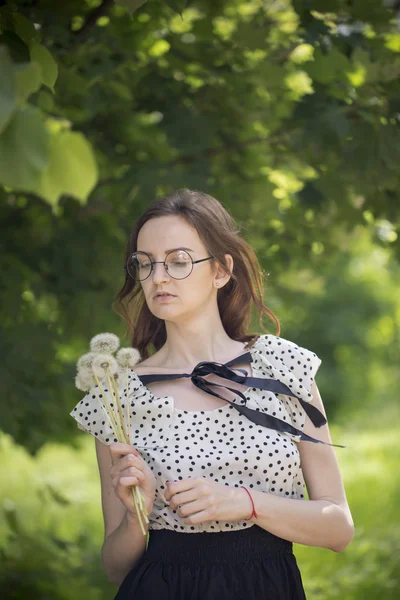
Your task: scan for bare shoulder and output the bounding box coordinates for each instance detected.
[130,354,164,372]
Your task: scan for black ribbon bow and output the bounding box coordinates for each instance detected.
[138,351,346,449]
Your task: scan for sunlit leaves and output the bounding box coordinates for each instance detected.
[36,127,98,206]
[148,39,170,57]
[0,0,400,454]
[285,70,314,99]
[289,43,314,64]
[0,9,97,205]
[384,33,400,53]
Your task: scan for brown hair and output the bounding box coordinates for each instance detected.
[113,188,280,359]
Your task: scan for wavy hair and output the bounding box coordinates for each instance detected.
[113,188,280,359]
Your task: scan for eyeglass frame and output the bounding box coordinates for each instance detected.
[124,249,215,281]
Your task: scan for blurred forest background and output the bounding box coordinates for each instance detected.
[1,0,399,598]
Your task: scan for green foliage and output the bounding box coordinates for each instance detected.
[274,226,400,426]
[0,106,49,189]
[0,5,98,206]
[1,424,399,599]
[29,42,58,90]
[0,47,16,132]
[0,2,398,595]
[36,127,99,206]
[295,428,400,599]
[0,433,114,599]
[0,0,398,452]
[116,0,149,16]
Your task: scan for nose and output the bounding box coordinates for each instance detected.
[151,261,170,284]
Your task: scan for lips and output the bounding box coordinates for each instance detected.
[154,293,175,298]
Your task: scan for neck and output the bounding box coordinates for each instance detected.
[158,321,246,371]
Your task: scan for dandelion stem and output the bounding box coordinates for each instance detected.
[87,365,148,534]
[94,376,123,442]
[107,371,127,443]
[132,488,146,535]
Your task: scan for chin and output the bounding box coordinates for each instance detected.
[150,304,179,317]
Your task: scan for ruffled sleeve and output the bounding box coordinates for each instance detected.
[70,383,119,446]
[69,370,174,449]
[249,334,323,443]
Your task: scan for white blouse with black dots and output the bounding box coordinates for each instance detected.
[70,334,322,533]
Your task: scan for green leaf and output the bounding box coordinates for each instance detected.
[12,13,40,46]
[115,0,149,15]
[30,42,58,89]
[306,47,350,85]
[166,0,188,16]
[0,46,16,134]
[36,128,98,205]
[0,30,30,62]
[15,61,42,104]
[36,88,54,112]
[0,106,49,189]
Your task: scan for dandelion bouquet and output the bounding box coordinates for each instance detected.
[75,332,149,536]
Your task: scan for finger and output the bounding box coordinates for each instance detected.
[110,453,143,478]
[165,478,198,501]
[119,476,141,489]
[176,498,207,518]
[122,466,145,480]
[168,487,199,509]
[182,508,211,525]
[120,453,145,471]
[109,442,139,464]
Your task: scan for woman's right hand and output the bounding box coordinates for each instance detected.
[109,442,156,519]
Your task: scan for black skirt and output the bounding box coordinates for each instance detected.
[113,525,307,600]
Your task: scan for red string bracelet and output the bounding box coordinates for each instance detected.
[240,485,258,520]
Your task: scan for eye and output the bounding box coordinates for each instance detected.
[170,261,187,267]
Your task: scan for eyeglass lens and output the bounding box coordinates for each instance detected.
[126,250,193,280]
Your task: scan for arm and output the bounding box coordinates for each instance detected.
[236,380,355,552]
[95,438,149,586]
[101,511,148,586]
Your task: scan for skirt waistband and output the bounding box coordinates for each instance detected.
[146,525,293,565]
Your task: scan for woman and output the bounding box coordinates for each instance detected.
[70,188,354,599]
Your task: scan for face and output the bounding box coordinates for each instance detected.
[135,215,231,321]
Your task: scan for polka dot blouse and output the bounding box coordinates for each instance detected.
[70,334,322,534]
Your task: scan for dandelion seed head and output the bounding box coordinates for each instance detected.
[77,351,97,371]
[92,353,118,379]
[78,366,96,386]
[116,347,141,368]
[90,333,120,354]
[75,373,91,392]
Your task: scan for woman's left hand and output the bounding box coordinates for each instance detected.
[164,478,253,525]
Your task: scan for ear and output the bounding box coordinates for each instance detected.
[214,254,233,287]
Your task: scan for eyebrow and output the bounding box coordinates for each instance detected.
[138,247,195,256]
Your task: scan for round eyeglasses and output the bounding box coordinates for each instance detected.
[124,249,215,281]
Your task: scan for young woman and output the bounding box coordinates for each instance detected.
[71,188,354,599]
